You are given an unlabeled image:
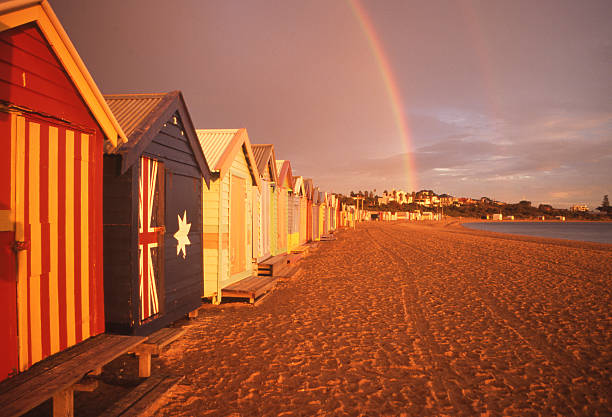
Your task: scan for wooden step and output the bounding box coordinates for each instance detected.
[99,374,183,417]
[222,275,278,303]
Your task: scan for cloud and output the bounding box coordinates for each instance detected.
[325,108,612,207]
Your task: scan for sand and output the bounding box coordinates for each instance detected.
[148,220,612,416]
[23,220,610,416]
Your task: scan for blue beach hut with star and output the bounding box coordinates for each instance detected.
[103,91,212,335]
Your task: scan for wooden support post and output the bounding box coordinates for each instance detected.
[137,353,152,378]
[53,387,74,417]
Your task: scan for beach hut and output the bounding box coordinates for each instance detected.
[293,176,308,245]
[275,160,290,255]
[103,92,211,335]
[0,0,127,380]
[319,191,327,237]
[277,160,300,252]
[251,144,278,261]
[312,187,321,241]
[197,129,261,303]
[304,179,314,242]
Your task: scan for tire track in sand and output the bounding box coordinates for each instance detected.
[366,227,478,416]
[371,223,610,414]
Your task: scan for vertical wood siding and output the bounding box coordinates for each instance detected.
[202,147,253,299]
[202,176,221,298]
[299,197,308,245]
[0,112,18,381]
[252,187,260,259]
[225,148,253,286]
[15,115,102,372]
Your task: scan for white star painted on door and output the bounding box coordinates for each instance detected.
[173,210,191,259]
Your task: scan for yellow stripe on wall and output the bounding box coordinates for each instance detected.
[48,126,60,355]
[15,116,28,371]
[65,130,76,347]
[10,114,16,229]
[80,133,90,339]
[28,122,42,365]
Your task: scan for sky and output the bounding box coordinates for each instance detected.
[51,0,612,209]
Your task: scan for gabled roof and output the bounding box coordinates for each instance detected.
[275,160,293,190]
[0,0,127,149]
[196,128,261,189]
[104,91,212,185]
[303,178,314,200]
[292,176,305,196]
[251,144,278,183]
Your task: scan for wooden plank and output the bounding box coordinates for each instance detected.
[222,276,277,300]
[0,333,109,395]
[100,375,183,417]
[146,328,185,348]
[259,253,287,266]
[0,334,145,417]
[121,375,182,417]
[133,328,186,356]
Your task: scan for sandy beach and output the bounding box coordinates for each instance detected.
[135,220,610,416]
[24,220,610,416]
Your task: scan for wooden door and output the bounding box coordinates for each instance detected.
[10,114,97,374]
[138,157,164,323]
[261,182,270,258]
[230,175,246,275]
[0,112,18,381]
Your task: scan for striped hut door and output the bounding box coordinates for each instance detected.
[138,157,164,323]
[0,112,18,381]
[12,115,97,372]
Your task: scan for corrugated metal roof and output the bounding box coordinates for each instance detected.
[251,144,273,175]
[196,129,240,171]
[104,93,167,138]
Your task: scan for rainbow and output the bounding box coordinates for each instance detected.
[348,0,417,191]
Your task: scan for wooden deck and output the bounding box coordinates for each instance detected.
[290,244,311,255]
[222,275,278,303]
[256,253,289,277]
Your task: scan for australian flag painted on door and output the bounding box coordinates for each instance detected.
[103,92,212,336]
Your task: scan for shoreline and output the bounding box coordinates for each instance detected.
[400,218,612,250]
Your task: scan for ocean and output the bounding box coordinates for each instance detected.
[463,221,612,244]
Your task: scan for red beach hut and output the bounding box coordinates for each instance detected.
[0,0,126,380]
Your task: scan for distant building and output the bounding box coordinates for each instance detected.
[570,204,588,212]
